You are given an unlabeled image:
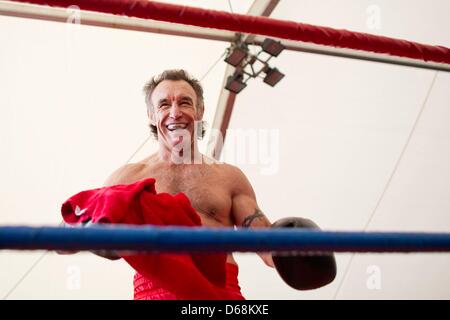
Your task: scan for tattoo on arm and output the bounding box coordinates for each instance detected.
[242,209,265,228]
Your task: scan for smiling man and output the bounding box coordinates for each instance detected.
[80,69,336,299]
[102,69,275,299]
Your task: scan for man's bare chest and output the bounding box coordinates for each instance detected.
[136,165,233,225]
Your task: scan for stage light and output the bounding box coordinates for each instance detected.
[225,71,247,94]
[224,47,248,67]
[261,38,285,57]
[263,67,285,87]
[222,38,286,93]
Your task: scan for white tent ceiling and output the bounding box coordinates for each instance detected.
[0,0,449,299]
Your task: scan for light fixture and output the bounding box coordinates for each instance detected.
[222,38,286,93]
[224,46,248,67]
[225,71,247,94]
[263,67,285,87]
[261,38,285,57]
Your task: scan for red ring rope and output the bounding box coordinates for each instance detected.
[10,0,450,65]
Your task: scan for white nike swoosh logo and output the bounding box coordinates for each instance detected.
[74,205,87,216]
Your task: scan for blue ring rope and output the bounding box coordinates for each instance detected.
[1,225,450,253]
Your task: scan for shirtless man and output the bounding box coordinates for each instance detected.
[103,69,274,270]
[62,69,335,298]
[87,69,276,299]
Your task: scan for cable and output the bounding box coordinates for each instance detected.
[332,71,439,299]
[2,221,65,300]
[200,50,228,81]
[227,0,234,14]
[2,251,48,299]
[123,135,151,164]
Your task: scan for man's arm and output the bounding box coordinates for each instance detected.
[230,166,274,268]
[229,166,337,289]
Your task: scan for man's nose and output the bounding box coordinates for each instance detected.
[169,103,182,118]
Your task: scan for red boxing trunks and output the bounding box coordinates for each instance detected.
[134,263,245,300]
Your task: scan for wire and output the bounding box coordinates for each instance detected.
[3,251,49,299]
[123,135,151,165]
[2,221,65,300]
[332,71,440,299]
[200,50,228,81]
[227,0,234,14]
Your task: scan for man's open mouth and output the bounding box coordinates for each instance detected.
[166,123,188,131]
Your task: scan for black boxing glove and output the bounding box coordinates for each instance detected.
[271,217,337,290]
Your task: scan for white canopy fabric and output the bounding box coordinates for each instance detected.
[0,0,449,299]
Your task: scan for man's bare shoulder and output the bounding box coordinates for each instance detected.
[220,163,243,176]
[202,154,223,165]
[215,163,254,192]
[104,162,148,186]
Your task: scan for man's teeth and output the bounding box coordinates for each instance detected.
[166,124,188,131]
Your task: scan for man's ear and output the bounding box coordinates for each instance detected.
[147,108,156,126]
[196,104,204,120]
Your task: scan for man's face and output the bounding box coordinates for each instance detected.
[149,80,204,149]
